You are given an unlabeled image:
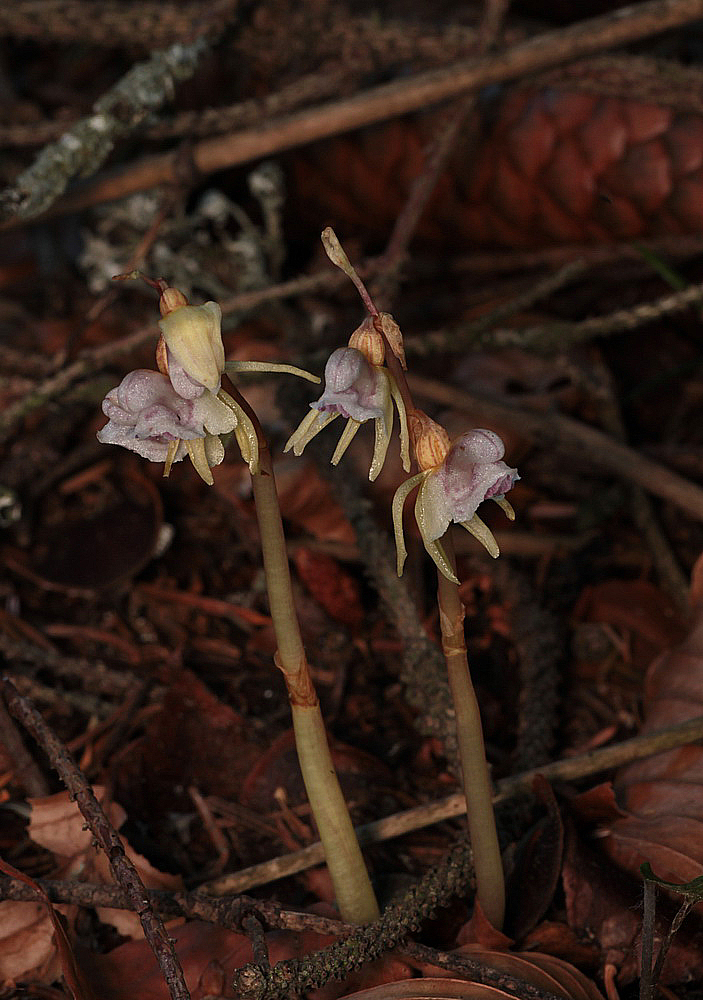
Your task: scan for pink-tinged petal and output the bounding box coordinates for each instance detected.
[313,348,388,423]
[446,428,505,465]
[96,421,187,463]
[166,347,206,400]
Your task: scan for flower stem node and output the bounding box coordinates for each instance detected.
[393,424,519,583]
[284,347,410,481]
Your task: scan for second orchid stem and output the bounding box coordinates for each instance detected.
[437,534,505,930]
[250,446,380,925]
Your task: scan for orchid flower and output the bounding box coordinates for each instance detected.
[98,282,319,482]
[97,369,236,484]
[393,427,519,583]
[284,322,410,481]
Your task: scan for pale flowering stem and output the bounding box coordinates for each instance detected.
[436,533,505,930]
[246,424,379,924]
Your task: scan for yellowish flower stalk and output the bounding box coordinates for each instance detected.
[436,534,505,930]
[249,437,380,925]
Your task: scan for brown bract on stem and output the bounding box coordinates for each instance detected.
[227,379,379,924]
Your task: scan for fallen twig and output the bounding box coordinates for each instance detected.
[12,0,703,221]
[1,678,191,1000]
[202,715,703,895]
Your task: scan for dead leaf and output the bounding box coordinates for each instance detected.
[0,899,59,985]
[293,547,363,628]
[592,554,703,920]
[504,776,564,940]
[28,787,182,939]
[0,855,91,997]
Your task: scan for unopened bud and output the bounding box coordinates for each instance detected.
[348,317,385,365]
[410,410,450,471]
[159,286,188,316]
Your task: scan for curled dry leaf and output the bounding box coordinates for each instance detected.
[595,554,703,895]
[28,787,182,939]
[0,899,60,986]
[0,855,90,997]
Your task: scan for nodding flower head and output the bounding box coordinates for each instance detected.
[98,278,321,482]
[393,425,519,583]
[96,369,237,485]
[284,346,410,481]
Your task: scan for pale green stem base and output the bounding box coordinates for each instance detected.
[437,533,505,930]
[250,453,379,924]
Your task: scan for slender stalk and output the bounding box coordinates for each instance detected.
[436,533,505,929]
[250,444,380,924]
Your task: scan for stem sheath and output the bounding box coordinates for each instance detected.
[250,447,380,924]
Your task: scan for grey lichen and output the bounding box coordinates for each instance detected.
[0,36,208,221]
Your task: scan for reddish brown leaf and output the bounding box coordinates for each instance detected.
[0,855,93,999]
[28,788,182,940]
[293,547,364,628]
[590,554,703,922]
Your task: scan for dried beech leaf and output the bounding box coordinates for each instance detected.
[455,947,604,1000]
[0,899,59,985]
[28,788,182,939]
[29,787,126,862]
[593,555,703,903]
[0,855,91,997]
[338,980,524,1000]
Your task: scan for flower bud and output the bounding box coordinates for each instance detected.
[158,301,224,393]
[348,317,385,365]
[410,410,450,471]
[159,286,188,316]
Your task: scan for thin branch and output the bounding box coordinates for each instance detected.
[408,259,589,357]
[0,7,235,221]
[408,374,703,523]
[14,0,703,221]
[201,715,703,896]
[480,279,703,352]
[1,678,191,1000]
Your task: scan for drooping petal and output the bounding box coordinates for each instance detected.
[217,389,260,474]
[368,378,394,482]
[391,471,426,576]
[493,496,515,520]
[414,467,452,543]
[388,374,411,473]
[284,408,339,457]
[163,439,180,477]
[459,514,500,559]
[204,433,225,469]
[331,418,361,465]
[185,437,215,485]
[415,478,460,583]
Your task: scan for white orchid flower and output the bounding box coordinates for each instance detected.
[393,428,519,583]
[284,346,410,481]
